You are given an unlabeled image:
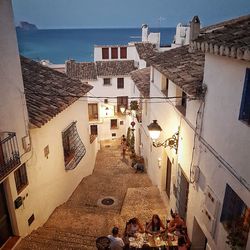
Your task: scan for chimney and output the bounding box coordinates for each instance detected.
[190,16,200,42]
[141,24,149,42]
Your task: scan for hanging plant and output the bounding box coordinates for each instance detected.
[130,101,139,111]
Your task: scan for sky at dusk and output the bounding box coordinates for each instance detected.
[12,0,250,29]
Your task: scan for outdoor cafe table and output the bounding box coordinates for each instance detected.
[126,232,178,249]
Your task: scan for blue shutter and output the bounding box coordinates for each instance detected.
[239,68,250,122]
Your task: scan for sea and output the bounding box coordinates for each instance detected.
[16,28,176,64]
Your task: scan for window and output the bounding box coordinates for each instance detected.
[102,48,109,59]
[151,67,154,83]
[62,122,86,170]
[220,184,250,247]
[239,68,250,125]
[175,165,189,219]
[220,184,248,227]
[14,164,28,194]
[117,78,124,89]
[176,89,187,116]
[161,77,169,96]
[111,119,118,129]
[90,125,98,135]
[111,47,118,59]
[103,78,111,85]
[117,96,128,113]
[88,103,98,120]
[120,47,127,59]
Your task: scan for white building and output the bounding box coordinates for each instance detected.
[66,59,138,140]
[0,1,98,245]
[132,15,250,250]
[0,0,31,247]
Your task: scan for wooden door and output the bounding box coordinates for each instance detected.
[176,165,189,219]
[165,157,172,198]
[0,183,12,247]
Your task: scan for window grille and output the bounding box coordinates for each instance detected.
[62,122,86,170]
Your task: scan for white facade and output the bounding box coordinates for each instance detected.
[88,76,138,140]
[0,1,99,243]
[0,0,30,163]
[11,99,98,236]
[137,56,250,249]
[94,45,136,62]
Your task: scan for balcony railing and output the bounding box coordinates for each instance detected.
[0,132,21,181]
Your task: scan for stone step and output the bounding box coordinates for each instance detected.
[16,227,97,250]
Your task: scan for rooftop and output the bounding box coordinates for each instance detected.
[21,56,92,128]
[96,60,136,77]
[130,67,150,97]
[66,60,97,80]
[147,45,205,97]
[135,42,157,61]
[190,14,250,62]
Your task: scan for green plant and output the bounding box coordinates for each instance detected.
[130,101,139,111]
[126,127,131,147]
[226,218,249,249]
[130,132,135,151]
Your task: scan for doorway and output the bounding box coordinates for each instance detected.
[176,165,189,219]
[0,182,13,247]
[90,125,98,135]
[165,157,172,198]
[192,217,207,250]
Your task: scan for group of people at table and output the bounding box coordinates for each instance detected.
[106,213,191,250]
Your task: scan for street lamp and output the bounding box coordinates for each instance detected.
[147,120,179,152]
[119,105,126,114]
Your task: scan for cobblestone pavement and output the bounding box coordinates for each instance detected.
[16,139,167,249]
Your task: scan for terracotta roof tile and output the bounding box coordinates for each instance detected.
[190,15,250,61]
[135,42,157,61]
[147,45,205,97]
[130,67,150,97]
[96,60,136,77]
[21,56,93,128]
[66,60,97,80]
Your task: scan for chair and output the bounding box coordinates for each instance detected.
[96,236,111,249]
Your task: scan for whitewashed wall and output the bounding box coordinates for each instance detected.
[94,45,135,61]
[0,0,30,162]
[6,99,98,236]
[186,54,250,249]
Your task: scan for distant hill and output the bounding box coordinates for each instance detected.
[16,21,38,31]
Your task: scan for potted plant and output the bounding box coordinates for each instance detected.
[226,218,249,250]
[126,127,131,147]
[130,101,139,111]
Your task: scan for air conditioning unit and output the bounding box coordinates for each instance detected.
[201,207,216,236]
[22,135,31,152]
[204,186,219,217]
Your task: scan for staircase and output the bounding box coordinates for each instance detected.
[16,227,97,250]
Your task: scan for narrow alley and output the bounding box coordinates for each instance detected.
[16,139,168,249]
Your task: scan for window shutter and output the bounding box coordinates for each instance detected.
[111,47,118,59]
[120,47,127,59]
[239,68,250,121]
[102,48,109,59]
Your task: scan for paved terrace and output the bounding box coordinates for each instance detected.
[16,139,168,249]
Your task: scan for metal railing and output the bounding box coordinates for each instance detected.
[0,132,20,181]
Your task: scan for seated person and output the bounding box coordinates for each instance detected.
[168,213,185,232]
[134,157,144,173]
[107,227,125,250]
[178,235,188,250]
[126,217,144,236]
[146,214,166,234]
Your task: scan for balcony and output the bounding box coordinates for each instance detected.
[0,132,21,181]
